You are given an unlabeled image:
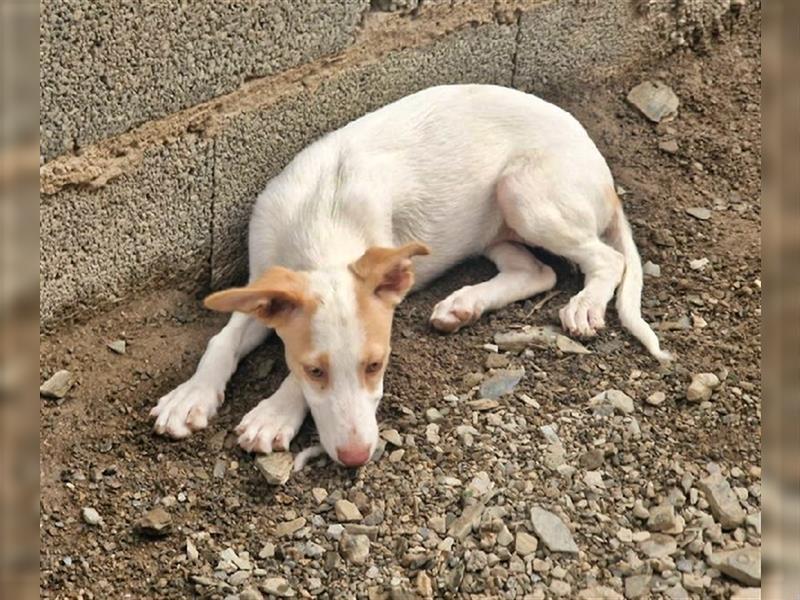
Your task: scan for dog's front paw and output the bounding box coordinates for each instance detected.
[430,287,484,333]
[235,397,307,454]
[559,292,606,338]
[150,380,222,438]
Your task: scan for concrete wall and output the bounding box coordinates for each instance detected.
[40,0,754,327]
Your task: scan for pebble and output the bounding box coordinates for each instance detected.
[240,588,264,600]
[616,527,633,543]
[326,524,345,540]
[659,139,679,154]
[340,533,370,564]
[260,577,295,597]
[186,538,199,561]
[415,571,433,597]
[274,517,306,537]
[698,471,745,529]
[335,499,363,522]
[81,506,103,526]
[689,257,709,270]
[624,574,652,599]
[425,408,444,423]
[479,368,525,399]
[258,542,275,558]
[136,507,172,537]
[229,571,250,586]
[529,507,578,554]
[40,370,74,399]
[627,81,679,122]
[643,261,661,277]
[514,531,538,556]
[107,339,126,354]
[255,453,294,485]
[646,391,666,406]
[380,429,403,447]
[578,586,624,599]
[686,206,712,220]
[686,373,720,402]
[448,503,485,540]
[590,389,635,414]
[549,580,572,597]
[710,546,761,585]
[647,504,677,532]
[311,487,328,504]
[639,533,677,558]
[485,353,510,369]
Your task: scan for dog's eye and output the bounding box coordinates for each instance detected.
[365,361,382,374]
[305,366,325,380]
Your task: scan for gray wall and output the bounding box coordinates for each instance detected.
[40,0,753,327]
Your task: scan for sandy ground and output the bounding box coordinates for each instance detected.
[41,16,760,600]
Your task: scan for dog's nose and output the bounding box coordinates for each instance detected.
[336,442,372,467]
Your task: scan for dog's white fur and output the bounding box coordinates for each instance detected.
[151,84,669,465]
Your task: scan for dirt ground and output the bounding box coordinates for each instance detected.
[40,16,761,600]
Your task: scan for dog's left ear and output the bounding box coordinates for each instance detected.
[350,241,430,306]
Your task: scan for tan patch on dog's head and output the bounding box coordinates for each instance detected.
[605,187,622,211]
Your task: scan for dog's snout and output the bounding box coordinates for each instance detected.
[336,441,371,467]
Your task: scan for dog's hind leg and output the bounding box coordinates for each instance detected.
[430,242,557,333]
[150,312,270,438]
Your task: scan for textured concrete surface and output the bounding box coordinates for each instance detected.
[212,22,517,287]
[40,135,213,325]
[40,0,369,160]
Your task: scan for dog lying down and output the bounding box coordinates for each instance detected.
[150,84,670,468]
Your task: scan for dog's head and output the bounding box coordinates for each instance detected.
[204,241,430,467]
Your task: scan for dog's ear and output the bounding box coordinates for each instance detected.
[204,267,311,326]
[350,241,431,306]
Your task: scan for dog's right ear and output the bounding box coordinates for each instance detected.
[349,241,431,306]
[204,267,311,326]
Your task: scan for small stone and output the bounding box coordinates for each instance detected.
[40,370,74,399]
[497,526,513,546]
[514,531,538,556]
[710,546,761,585]
[682,573,706,593]
[550,580,572,597]
[584,470,605,490]
[627,81,679,122]
[624,574,652,599]
[107,339,126,354]
[389,449,405,462]
[659,139,679,154]
[261,577,295,597]
[311,487,328,504]
[448,503,485,540]
[479,368,525,399]
[339,533,370,564]
[689,257,709,270]
[639,533,677,558]
[746,511,762,535]
[580,449,604,470]
[646,391,666,406]
[258,542,275,559]
[467,398,499,411]
[274,517,306,537]
[335,499,363,522]
[240,588,264,600]
[425,423,440,444]
[647,504,677,532]
[81,507,102,526]
[415,571,433,597]
[578,586,624,600]
[530,506,578,554]
[425,408,444,423]
[664,584,689,600]
[698,471,745,529]
[213,459,226,479]
[686,206,712,220]
[485,353,510,369]
[616,527,633,543]
[229,571,250,586]
[687,373,720,402]
[643,261,661,277]
[380,429,403,447]
[255,453,294,485]
[589,389,634,414]
[136,507,172,537]
[326,524,345,540]
[186,538,199,561]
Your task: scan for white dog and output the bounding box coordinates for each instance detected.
[150,84,670,466]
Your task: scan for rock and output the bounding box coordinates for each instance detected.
[107,339,126,354]
[311,487,328,504]
[578,586,624,600]
[467,398,499,411]
[698,472,745,529]
[682,573,707,593]
[664,584,689,600]
[415,571,433,597]
[659,139,679,154]
[136,507,172,537]
[589,389,635,414]
[550,580,571,597]
[448,503,485,540]
[514,531,538,556]
[689,257,709,270]
[627,81,679,122]
[389,449,405,462]
[229,571,251,586]
[633,499,650,519]
[425,423,440,444]
[616,527,633,543]
[479,368,525,400]
[692,314,708,328]
[340,533,370,564]
[81,507,103,526]
[261,577,295,597]
[530,507,578,554]
[335,499,363,522]
[258,542,275,558]
[746,511,761,535]
[274,517,306,537]
[584,470,605,490]
[687,373,720,402]
[710,546,761,585]
[40,370,74,399]
[326,524,345,540]
[647,504,677,532]
[425,408,444,423]
[255,453,293,485]
[643,261,661,277]
[497,525,513,546]
[639,533,677,558]
[380,429,403,447]
[556,335,591,354]
[624,574,652,599]
[580,449,604,470]
[686,206,712,220]
[186,538,199,561]
[494,326,590,354]
[485,353,510,369]
[240,588,264,600]
[646,391,666,406]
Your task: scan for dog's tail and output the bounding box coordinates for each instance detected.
[606,198,672,361]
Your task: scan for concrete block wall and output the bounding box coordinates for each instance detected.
[40,0,754,327]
